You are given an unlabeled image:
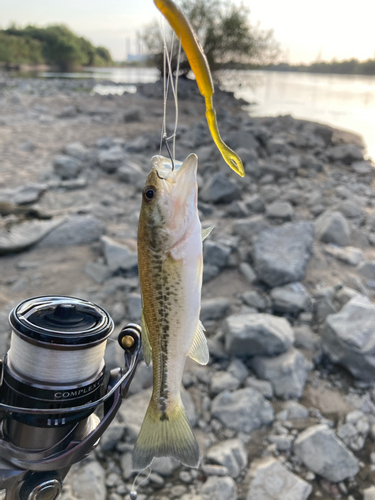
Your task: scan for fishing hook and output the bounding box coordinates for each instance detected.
[163,134,175,171]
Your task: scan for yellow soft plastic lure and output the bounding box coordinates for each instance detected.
[154,0,245,177]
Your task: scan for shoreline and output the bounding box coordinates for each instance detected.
[1,76,375,498]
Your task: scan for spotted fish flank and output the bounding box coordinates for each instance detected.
[133,154,211,470]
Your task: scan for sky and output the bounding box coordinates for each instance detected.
[0,0,374,64]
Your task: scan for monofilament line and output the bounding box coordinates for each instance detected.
[158,15,180,163]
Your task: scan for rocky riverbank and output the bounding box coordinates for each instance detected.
[1,73,375,500]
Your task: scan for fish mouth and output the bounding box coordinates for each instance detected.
[151,154,197,186]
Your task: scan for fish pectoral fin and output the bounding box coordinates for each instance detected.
[132,397,200,471]
[201,225,214,241]
[188,320,209,365]
[141,310,152,366]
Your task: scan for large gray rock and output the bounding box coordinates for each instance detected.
[200,173,241,204]
[270,282,312,315]
[64,142,89,161]
[247,458,312,500]
[266,201,294,221]
[200,476,237,500]
[252,222,314,287]
[323,295,375,381]
[337,410,369,451]
[328,144,364,164]
[38,216,106,247]
[211,388,274,433]
[294,424,359,482]
[314,210,350,246]
[101,235,138,273]
[205,439,247,478]
[251,348,309,399]
[223,313,294,356]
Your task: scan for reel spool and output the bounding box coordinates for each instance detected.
[0,295,141,500]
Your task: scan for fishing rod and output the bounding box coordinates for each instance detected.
[0,295,141,500]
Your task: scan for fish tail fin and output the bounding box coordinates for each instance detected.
[132,397,200,471]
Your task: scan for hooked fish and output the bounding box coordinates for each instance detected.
[133,154,213,470]
[154,0,245,178]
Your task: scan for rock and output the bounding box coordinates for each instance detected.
[328,144,364,164]
[251,348,309,399]
[227,359,249,382]
[224,313,294,356]
[337,200,362,218]
[232,216,268,242]
[203,240,231,268]
[65,142,89,161]
[210,372,240,395]
[323,295,375,381]
[39,216,106,247]
[0,218,66,255]
[270,282,312,315]
[314,211,350,246]
[226,200,249,218]
[268,137,291,156]
[363,486,375,500]
[325,245,364,266]
[18,139,35,152]
[357,260,375,280]
[260,185,280,203]
[68,461,106,500]
[200,297,230,322]
[211,388,274,433]
[53,155,82,179]
[282,401,310,420]
[352,160,373,174]
[266,201,294,221]
[100,422,125,451]
[118,162,144,185]
[252,222,314,287]
[12,183,47,205]
[200,476,237,500]
[85,262,112,284]
[268,434,294,451]
[245,378,273,399]
[59,105,78,118]
[101,236,138,273]
[124,106,142,122]
[151,457,181,477]
[294,424,359,482]
[203,264,220,283]
[337,410,369,451]
[245,194,265,213]
[205,439,247,478]
[126,293,142,321]
[247,458,312,500]
[241,290,268,310]
[200,173,241,204]
[98,146,126,173]
[239,262,257,284]
[294,325,321,352]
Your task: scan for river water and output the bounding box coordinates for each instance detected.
[38,67,375,160]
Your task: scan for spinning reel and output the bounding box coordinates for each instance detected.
[0,296,141,500]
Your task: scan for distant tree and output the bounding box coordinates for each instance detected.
[142,0,279,76]
[1,24,114,70]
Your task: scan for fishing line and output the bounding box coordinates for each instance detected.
[129,466,152,500]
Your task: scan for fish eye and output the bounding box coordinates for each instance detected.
[143,186,156,202]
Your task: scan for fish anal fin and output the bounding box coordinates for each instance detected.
[201,225,214,242]
[188,320,209,365]
[141,310,152,366]
[132,398,200,471]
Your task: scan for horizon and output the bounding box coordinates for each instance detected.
[0,0,374,65]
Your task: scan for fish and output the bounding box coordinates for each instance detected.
[133,153,213,470]
[154,0,245,178]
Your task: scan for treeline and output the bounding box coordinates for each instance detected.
[0,24,113,70]
[263,58,375,76]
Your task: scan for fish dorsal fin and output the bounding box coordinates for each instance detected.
[188,320,209,365]
[202,225,214,241]
[141,310,152,366]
